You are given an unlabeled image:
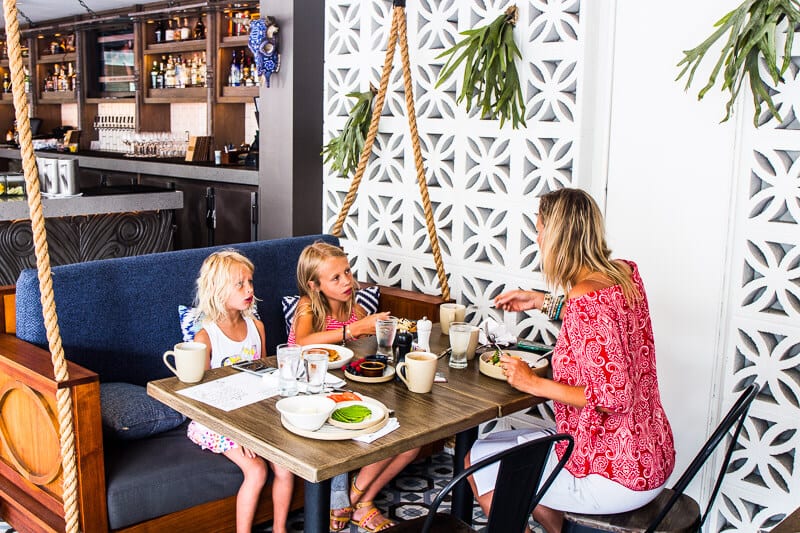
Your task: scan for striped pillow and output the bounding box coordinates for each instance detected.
[281,285,380,335]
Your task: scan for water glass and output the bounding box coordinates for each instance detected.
[304,349,329,394]
[448,322,472,369]
[277,343,301,397]
[375,317,398,362]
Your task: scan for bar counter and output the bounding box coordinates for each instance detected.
[0,147,258,186]
[0,189,184,221]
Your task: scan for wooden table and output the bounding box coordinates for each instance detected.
[771,506,800,533]
[148,326,547,533]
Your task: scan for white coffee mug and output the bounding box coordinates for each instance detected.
[163,341,208,383]
[440,303,466,335]
[396,351,438,393]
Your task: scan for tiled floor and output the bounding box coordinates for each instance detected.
[0,450,544,532]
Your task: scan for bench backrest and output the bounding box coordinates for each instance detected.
[15,234,338,385]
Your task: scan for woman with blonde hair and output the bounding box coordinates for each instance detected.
[467,188,675,533]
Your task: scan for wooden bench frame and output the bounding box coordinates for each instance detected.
[0,283,444,532]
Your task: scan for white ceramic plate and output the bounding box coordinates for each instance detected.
[301,343,354,369]
[327,399,388,430]
[479,349,550,381]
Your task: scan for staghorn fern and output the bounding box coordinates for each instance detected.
[321,85,377,178]
[676,0,800,126]
[436,5,526,129]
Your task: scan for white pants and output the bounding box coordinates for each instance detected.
[470,429,664,514]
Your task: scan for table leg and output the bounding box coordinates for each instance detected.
[304,478,332,533]
[452,426,479,524]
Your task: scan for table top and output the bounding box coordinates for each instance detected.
[348,325,548,417]
[148,324,549,484]
[771,506,800,533]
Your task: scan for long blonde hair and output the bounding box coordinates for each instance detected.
[296,241,360,331]
[194,249,259,324]
[538,188,640,304]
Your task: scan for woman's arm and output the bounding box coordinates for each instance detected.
[494,289,545,312]
[501,354,586,408]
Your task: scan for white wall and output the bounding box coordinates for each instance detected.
[602,0,740,492]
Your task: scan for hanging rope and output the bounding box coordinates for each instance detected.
[331,0,450,301]
[2,2,81,531]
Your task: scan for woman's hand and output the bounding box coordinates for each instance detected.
[494,289,541,312]
[500,353,540,392]
[352,311,392,337]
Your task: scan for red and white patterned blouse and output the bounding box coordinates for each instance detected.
[552,260,675,491]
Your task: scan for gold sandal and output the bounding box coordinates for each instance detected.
[351,501,395,532]
[330,506,353,531]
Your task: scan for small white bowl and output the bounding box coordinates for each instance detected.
[276,395,336,431]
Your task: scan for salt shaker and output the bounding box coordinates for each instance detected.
[416,316,432,352]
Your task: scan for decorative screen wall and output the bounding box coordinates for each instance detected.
[323,0,580,348]
[711,68,800,531]
[322,1,797,531]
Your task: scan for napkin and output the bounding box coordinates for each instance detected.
[353,418,400,443]
[478,318,517,346]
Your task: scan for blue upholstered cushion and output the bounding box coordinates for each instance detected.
[100,382,186,440]
[280,285,380,334]
[15,234,339,385]
[104,422,275,529]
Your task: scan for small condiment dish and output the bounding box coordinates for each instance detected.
[360,361,386,378]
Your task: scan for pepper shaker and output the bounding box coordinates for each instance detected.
[394,330,413,364]
[416,316,432,352]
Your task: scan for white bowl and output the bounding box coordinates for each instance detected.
[275,395,337,431]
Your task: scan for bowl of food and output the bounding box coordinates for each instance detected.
[479,349,550,381]
[275,395,337,431]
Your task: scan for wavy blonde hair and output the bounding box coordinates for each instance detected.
[194,249,259,324]
[538,188,640,304]
[296,241,359,331]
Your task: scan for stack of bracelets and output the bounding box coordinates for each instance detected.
[540,292,565,321]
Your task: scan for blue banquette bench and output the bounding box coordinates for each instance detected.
[0,234,443,532]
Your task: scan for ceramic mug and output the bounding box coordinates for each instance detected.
[439,303,466,335]
[396,351,438,393]
[163,341,208,383]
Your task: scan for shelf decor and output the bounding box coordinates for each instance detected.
[321,85,376,178]
[677,0,800,126]
[435,5,526,129]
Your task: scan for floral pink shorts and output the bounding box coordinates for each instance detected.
[187,420,237,453]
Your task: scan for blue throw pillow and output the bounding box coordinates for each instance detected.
[281,285,380,335]
[100,382,186,440]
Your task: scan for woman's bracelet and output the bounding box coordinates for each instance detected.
[539,292,564,321]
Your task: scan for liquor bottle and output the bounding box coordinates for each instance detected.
[67,63,76,92]
[2,72,10,93]
[57,64,68,92]
[180,18,190,41]
[150,60,159,89]
[193,15,205,40]
[156,61,165,89]
[228,50,240,87]
[154,19,165,43]
[165,18,175,42]
[23,66,30,94]
[165,56,176,89]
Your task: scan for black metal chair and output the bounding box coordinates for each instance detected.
[562,382,761,533]
[387,432,574,533]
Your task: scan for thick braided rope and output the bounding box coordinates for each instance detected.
[395,12,450,301]
[331,7,400,236]
[2,2,81,531]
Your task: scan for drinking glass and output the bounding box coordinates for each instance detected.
[448,322,471,369]
[375,317,398,362]
[304,349,329,394]
[277,343,301,397]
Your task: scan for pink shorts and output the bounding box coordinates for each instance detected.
[187,420,237,453]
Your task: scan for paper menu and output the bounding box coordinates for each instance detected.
[178,372,279,411]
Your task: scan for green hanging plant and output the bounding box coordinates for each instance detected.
[676,0,800,126]
[435,5,526,129]
[321,85,377,178]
